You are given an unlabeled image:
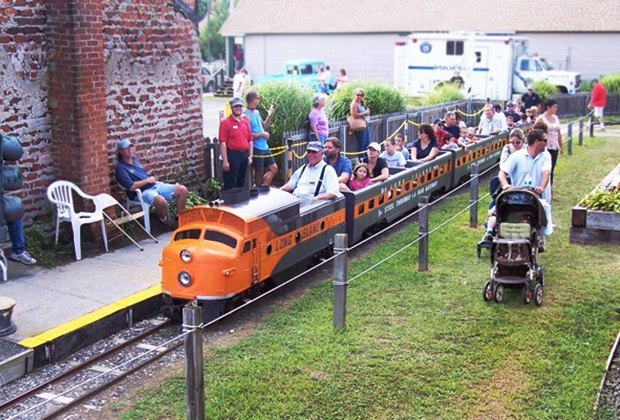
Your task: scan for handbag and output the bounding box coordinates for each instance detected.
[347,115,367,132]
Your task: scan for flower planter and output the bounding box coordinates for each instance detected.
[570,164,620,245]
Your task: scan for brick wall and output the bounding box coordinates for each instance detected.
[104,0,203,197]
[0,0,203,229]
[0,0,53,225]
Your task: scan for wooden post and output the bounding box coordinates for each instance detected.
[567,123,572,156]
[203,138,213,180]
[418,196,429,272]
[470,164,479,228]
[286,138,293,181]
[589,116,595,138]
[183,305,205,420]
[579,119,584,146]
[333,234,348,330]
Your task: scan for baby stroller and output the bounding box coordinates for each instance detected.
[482,187,547,306]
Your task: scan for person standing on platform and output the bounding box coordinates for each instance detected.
[243,90,277,186]
[588,79,607,131]
[219,98,253,190]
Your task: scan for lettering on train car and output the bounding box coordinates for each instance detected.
[275,235,293,251]
[424,180,439,192]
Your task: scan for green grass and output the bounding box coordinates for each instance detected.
[121,131,620,419]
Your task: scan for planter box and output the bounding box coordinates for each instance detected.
[570,164,620,245]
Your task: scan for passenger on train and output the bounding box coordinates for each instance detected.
[433,118,450,148]
[477,106,502,136]
[115,139,188,224]
[380,138,406,168]
[362,142,389,183]
[323,137,352,191]
[441,134,460,151]
[394,133,410,160]
[348,163,372,191]
[281,141,342,200]
[410,124,440,163]
[443,111,461,139]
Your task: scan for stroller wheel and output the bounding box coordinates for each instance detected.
[534,284,543,306]
[537,267,544,286]
[482,280,493,302]
[493,284,505,303]
[522,284,532,305]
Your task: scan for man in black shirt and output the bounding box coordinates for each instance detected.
[521,85,541,110]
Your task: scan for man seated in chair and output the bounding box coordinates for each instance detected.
[115,139,188,224]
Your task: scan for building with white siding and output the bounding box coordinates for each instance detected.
[220,0,620,81]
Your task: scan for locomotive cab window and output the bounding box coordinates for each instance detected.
[174,229,201,241]
[204,230,238,249]
[242,241,251,254]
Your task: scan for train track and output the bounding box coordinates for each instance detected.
[0,319,183,419]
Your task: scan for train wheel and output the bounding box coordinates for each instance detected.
[493,284,505,303]
[522,284,531,305]
[482,280,493,302]
[534,284,543,306]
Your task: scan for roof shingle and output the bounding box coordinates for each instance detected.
[221,0,620,36]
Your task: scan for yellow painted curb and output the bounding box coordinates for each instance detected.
[19,285,162,348]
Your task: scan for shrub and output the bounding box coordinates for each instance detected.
[532,80,558,103]
[252,80,314,147]
[421,83,464,106]
[326,81,406,121]
[579,79,593,93]
[599,73,620,95]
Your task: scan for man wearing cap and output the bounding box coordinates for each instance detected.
[504,102,521,124]
[588,79,607,131]
[115,139,188,223]
[521,85,541,110]
[219,97,253,190]
[433,118,450,148]
[281,142,342,200]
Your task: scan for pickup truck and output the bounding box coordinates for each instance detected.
[257,59,327,91]
[514,56,581,94]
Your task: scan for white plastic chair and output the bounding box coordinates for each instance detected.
[46,180,108,261]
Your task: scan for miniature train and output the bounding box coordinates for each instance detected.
[161,131,511,322]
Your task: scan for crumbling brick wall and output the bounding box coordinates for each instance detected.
[0,0,203,228]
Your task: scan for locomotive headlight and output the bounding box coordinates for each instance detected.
[178,271,192,287]
[180,249,192,262]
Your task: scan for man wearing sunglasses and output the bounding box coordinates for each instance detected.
[498,129,551,201]
[281,142,342,200]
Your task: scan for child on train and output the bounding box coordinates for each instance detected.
[348,163,372,191]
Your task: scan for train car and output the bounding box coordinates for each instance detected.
[451,132,509,186]
[161,188,346,321]
[344,152,453,243]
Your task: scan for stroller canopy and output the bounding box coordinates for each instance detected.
[496,188,548,228]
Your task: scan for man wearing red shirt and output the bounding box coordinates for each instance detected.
[219,97,253,190]
[588,79,607,131]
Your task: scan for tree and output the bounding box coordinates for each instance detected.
[199,0,229,62]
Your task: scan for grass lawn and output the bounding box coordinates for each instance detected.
[122,130,620,419]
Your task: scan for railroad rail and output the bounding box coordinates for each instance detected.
[0,319,180,419]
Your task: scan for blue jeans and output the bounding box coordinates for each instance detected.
[7,219,25,255]
[223,149,249,190]
[354,126,370,155]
